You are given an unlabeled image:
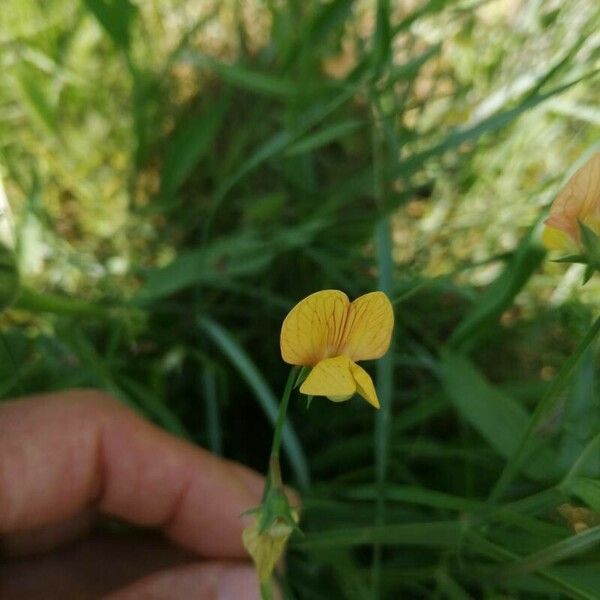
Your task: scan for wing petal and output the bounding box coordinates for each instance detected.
[349,361,380,409]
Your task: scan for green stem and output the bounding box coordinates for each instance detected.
[260,580,273,600]
[270,366,299,463]
[372,217,394,595]
[258,366,298,599]
[489,314,600,503]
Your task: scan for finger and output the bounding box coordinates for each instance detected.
[0,532,194,599]
[105,562,264,600]
[0,390,265,557]
[1,509,96,557]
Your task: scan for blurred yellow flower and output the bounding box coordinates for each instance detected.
[242,514,296,584]
[280,290,394,409]
[543,151,600,252]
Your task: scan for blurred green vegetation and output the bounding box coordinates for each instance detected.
[1,0,600,597]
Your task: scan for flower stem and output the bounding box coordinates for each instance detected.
[269,366,299,466]
[258,366,299,600]
[260,580,273,600]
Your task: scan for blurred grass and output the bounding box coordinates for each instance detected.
[1,0,600,597]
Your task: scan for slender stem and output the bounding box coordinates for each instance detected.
[270,366,299,462]
[259,367,298,600]
[372,218,394,595]
[370,68,394,593]
[489,314,600,503]
[260,581,273,600]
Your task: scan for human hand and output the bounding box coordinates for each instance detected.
[0,390,266,599]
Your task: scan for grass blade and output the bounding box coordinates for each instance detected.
[489,314,600,502]
[160,100,228,199]
[497,525,600,578]
[295,521,461,550]
[201,365,222,455]
[448,227,545,352]
[441,351,558,481]
[82,0,138,51]
[198,316,309,488]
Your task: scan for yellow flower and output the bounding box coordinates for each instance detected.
[542,151,600,252]
[280,290,394,409]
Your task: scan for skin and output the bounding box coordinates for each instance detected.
[0,390,274,599]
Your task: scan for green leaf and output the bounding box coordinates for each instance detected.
[558,349,600,477]
[137,233,276,301]
[498,525,600,578]
[82,0,138,50]
[203,58,300,98]
[371,0,392,73]
[447,227,545,352]
[552,254,586,264]
[138,222,325,301]
[345,484,483,512]
[209,72,367,214]
[490,316,600,502]
[565,478,600,512]
[0,244,19,313]
[285,120,364,157]
[15,66,59,137]
[160,100,228,199]
[65,328,189,437]
[198,316,309,489]
[549,565,600,599]
[441,351,558,480]
[469,532,599,599]
[386,45,441,85]
[295,521,461,549]
[306,0,355,48]
[394,72,599,179]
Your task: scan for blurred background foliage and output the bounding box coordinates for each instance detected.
[1,0,600,597]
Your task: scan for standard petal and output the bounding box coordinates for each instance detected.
[564,151,600,219]
[546,152,600,242]
[340,291,394,362]
[299,356,356,399]
[349,361,380,409]
[280,290,350,366]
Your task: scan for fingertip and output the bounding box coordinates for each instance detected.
[217,564,262,600]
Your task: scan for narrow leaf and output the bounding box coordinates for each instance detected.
[198,316,310,488]
[441,351,558,480]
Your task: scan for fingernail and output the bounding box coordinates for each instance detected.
[218,566,261,600]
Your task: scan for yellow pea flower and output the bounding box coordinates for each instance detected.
[542,151,600,252]
[280,290,394,409]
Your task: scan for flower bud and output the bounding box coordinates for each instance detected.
[242,510,298,584]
